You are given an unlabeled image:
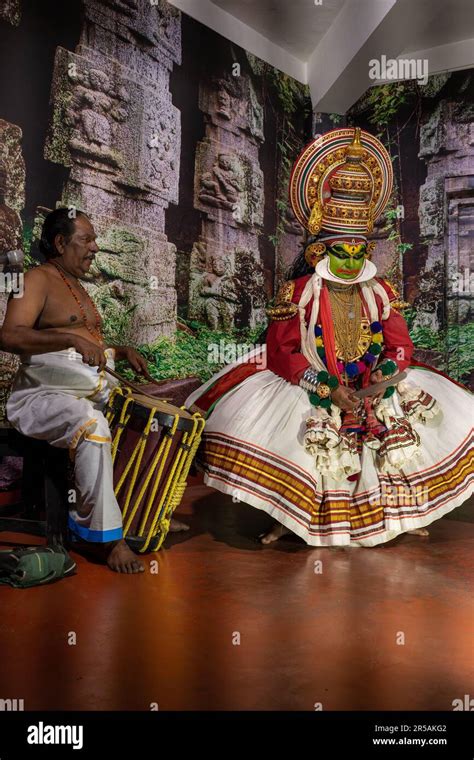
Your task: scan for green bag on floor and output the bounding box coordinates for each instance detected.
[0,546,76,588]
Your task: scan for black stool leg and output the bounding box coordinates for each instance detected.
[44,447,69,550]
[22,439,46,519]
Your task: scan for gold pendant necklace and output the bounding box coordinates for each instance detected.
[327,284,363,362]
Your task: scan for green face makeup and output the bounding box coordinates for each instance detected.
[327,244,366,280]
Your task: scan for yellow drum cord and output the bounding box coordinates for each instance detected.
[107,388,205,552]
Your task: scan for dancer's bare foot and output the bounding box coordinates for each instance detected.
[407,528,430,537]
[259,523,291,544]
[169,517,190,533]
[107,539,145,573]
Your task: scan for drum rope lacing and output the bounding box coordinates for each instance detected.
[105,387,205,552]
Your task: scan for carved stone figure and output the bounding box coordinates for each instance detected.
[145,108,177,191]
[199,153,243,210]
[216,85,232,120]
[212,75,242,122]
[198,256,239,330]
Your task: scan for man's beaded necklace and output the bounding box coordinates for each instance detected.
[50,259,104,346]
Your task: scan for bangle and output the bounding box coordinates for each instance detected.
[300,368,339,409]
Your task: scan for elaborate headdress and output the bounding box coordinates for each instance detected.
[289,127,393,280]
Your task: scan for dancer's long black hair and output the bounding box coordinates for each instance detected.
[285,249,314,281]
[285,234,321,280]
[258,237,317,344]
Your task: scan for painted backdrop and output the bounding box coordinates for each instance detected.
[0,0,472,421]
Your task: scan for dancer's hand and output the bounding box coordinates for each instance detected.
[331,385,359,412]
[370,369,383,384]
[73,335,107,371]
[368,369,385,402]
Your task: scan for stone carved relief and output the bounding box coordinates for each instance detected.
[445,180,474,381]
[197,255,239,331]
[43,2,182,344]
[213,75,242,121]
[91,222,175,288]
[188,241,267,331]
[46,47,180,202]
[195,143,263,228]
[190,239,207,271]
[415,90,474,334]
[188,239,207,321]
[84,0,181,65]
[92,224,147,286]
[188,241,240,330]
[199,153,243,210]
[200,74,264,143]
[249,169,264,227]
[191,69,265,328]
[143,102,179,195]
[46,49,128,171]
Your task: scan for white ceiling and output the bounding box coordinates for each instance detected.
[168,0,474,113]
[212,0,347,59]
[401,0,474,49]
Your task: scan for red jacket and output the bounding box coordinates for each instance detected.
[191,276,414,415]
[266,275,414,384]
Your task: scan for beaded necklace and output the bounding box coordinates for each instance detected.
[314,282,384,383]
[50,260,104,346]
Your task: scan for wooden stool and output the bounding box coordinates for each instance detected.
[0,426,69,549]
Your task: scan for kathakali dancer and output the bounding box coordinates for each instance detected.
[186,128,474,546]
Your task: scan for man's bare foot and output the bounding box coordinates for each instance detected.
[407,528,430,537]
[107,539,145,573]
[259,523,291,544]
[169,517,190,533]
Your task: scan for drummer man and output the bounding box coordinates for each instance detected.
[1,208,180,574]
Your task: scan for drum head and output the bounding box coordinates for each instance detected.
[130,392,194,421]
[111,391,197,432]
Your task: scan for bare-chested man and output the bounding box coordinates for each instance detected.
[1,208,158,573]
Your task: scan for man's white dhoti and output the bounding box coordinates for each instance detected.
[6,348,123,543]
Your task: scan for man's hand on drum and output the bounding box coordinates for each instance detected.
[74,335,107,371]
[113,345,153,380]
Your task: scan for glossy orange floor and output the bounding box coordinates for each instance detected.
[0,477,473,711]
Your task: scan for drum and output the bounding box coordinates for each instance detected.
[105,388,205,553]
